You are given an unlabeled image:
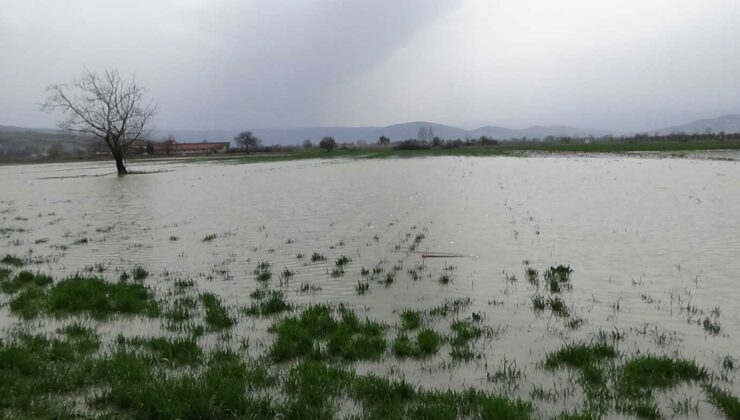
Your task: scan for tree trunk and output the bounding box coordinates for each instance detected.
[113,150,127,175]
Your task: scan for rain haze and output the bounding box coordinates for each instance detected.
[2,0,740,132]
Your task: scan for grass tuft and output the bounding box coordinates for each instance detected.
[200,292,235,329]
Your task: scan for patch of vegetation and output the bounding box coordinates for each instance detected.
[531,294,546,311]
[429,297,472,317]
[545,265,572,282]
[400,309,422,330]
[310,252,326,262]
[703,317,721,334]
[116,334,203,367]
[545,342,618,369]
[393,328,441,359]
[355,280,369,295]
[200,292,235,329]
[618,355,706,392]
[382,272,395,286]
[438,273,452,284]
[1,254,24,267]
[253,261,271,282]
[525,267,539,286]
[268,304,386,362]
[94,348,276,419]
[8,274,159,319]
[335,255,351,266]
[548,296,570,317]
[202,233,218,242]
[449,318,483,361]
[73,237,89,245]
[163,296,197,324]
[0,270,52,294]
[705,385,740,420]
[280,267,295,281]
[132,265,149,281]
[0,329,101,415]
[243,289,291,316]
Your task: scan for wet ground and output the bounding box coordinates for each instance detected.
[1,153,738,418]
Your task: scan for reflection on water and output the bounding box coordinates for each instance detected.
[1,154,738,417]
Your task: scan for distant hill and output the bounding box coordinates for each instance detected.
[655,114,740,135]
[155,121,615,145]
[5,114,740,153]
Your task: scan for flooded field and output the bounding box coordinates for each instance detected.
[1,154,739,419]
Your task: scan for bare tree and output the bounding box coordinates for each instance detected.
[319,136,337,152]
[42,69,156,175]
[234,131,261,154]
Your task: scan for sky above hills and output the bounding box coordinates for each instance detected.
[2,1,740,133]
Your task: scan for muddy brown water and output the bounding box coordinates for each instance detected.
[1,153,738,418]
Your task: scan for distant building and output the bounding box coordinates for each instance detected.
[153,140,230,155]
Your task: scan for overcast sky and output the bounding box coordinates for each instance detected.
[2,0,740,132]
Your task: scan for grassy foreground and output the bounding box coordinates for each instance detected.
[2,219,739,420]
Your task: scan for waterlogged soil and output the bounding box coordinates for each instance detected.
[0,154,739,418]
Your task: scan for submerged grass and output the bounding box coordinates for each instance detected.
[268,304,386,362]
[545,342,618,369]
[200,292,235,329]
[705,385,740,420]
[0,270,52,293]
[1,254,24,267]
[8,274,159,319]
[243,289,291,316]
[393,328,441,359]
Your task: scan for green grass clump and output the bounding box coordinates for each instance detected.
[132,265,149,280]
[400,309,422,330]
[253,261,272,282]
[0,270,52,293]
[116,335,203,367]
[311,252,326,262]
[8,274,159,319]
[350,376,531,419]
[200,292,235,329]
[449,318,483,361]
[429,297,472,317]
[618,355,706,392]
[268,305,386,362]
[1,254,24,267]
[548,296,570,317]
[0,330,101,414]
[545,342,618,369]
[438,274,451,284]
[525,267,539,286]
[243,289,291,316]
[335,255,351,266]
[705,385,740,420]
[280,360,350,418]
[393,328,441,359]
[96,348,276,419]
[356,280,369,295]
[531,294,546,311]
[703,317,721,334]
[164,296,198,324]
[202,233,218,242]
[545,265,573,282]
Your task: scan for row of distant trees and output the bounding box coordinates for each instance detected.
[37,68,740,172]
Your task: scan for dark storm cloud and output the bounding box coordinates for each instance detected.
[2,1,740,132]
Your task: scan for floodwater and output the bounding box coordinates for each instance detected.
[1,153,739,418]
